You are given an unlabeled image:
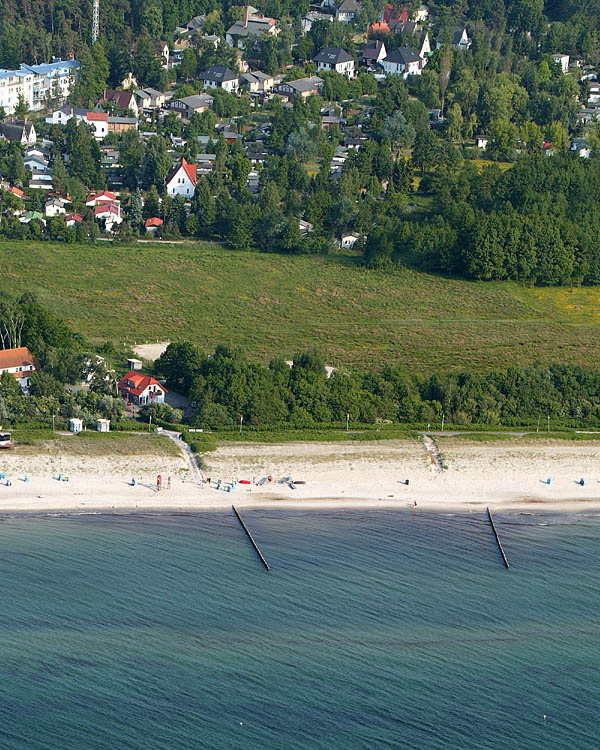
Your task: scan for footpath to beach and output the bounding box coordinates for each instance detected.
[0,437,600,514]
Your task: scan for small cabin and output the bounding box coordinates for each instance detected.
[97,419,110,433]
[69,418,83,433]
[0,431,13,449]
[127,358,143,370]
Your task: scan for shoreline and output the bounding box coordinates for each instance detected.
[1,437,600,515]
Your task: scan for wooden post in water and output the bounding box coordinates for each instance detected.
[232,505,270,571]
[487,507,510,569]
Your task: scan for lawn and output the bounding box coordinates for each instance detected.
[3,240,600,372]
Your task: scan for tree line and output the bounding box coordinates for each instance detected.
[154,342,600,429]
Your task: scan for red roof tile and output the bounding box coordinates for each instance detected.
[145,217,163,227]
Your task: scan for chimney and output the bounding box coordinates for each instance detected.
[244,5,249,27]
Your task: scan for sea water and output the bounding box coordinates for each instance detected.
[0,508,598,749]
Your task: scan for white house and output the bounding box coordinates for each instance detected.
[168,94,214,118]
[362,40,387,67]
[436,27,471,50]
[69,418,83,433]
[97,419,110,432]
[0,119,37,144]
[553,54,570,74]
[0,69,34,115]
[476,134,489,149]
[201,65,239,93]
[226,6,279,48]
[117,371,167,405]
[159,41,169,68]
[86,190,120,208]
[381,47,422,78]
[0,346,39,393]
[336,0,361,23]
[94,203,122,232]
[414,4,429,21]
[45,198,67,217]
[166,157,197,197]
[314,47,356,78]
[571,137,591,158]
[339,232,361,248]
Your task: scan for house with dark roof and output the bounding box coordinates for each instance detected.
[226,7,279,49]
[168,94,214,118]
[0,119,36,144]
[201,65,239,93]
[362,40,387,66]
[336,0,361,23]
[118,371,167,405]
[314,46,355,78]
[381,46,422,77]
[166,157,197,197]
[274,76,324,100]
[436,27,471,50]
[241,71,275,94]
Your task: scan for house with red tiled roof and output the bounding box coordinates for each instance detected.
[0,347,40,393]
[65,212,83,227]
[118,371,167,405]
[145,217,163,235]
[166,157,197,198]
[99,89,139,117]
[94,202,122,232]
[86,190,119,207]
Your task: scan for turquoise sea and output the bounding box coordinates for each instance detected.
[0,508,598,749]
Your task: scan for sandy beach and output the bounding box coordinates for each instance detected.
[0,436,599,514]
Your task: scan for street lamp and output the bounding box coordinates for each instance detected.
[346,413,349,432]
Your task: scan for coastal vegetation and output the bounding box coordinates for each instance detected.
[7,241,600,373]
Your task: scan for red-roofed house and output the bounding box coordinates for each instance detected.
[85,111,109,139]
[86,190,119,207]
[383,3,409,23]
[166,157,197,197]
[118,371,167,405]
[145,217,163,235]
[99,89,139,117]
[94,203,122,232]
[0,347,40,393]
[9,186,24,198]
[65,213,83,227]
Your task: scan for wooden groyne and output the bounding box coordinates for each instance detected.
[487,507,510,569]
[232,505,270,571]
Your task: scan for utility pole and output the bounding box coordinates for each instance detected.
[92,0,99,44]
[149,415,152,432]
[346,413,349,432]
[240,414,243,434]
[547,415,550,433]
[441,413,445,431]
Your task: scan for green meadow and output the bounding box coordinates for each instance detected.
[2,239,600,373]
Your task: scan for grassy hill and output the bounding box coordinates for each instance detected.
[3,240,600,373]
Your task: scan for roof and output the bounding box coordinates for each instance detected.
[314,46,353,65]
[9,187,24,197]
[0,347,39,375]
[86,111,108,121]
[65,213,83,222]
[0,120,35,141]
[337,0,361,12]
[145,217,163,227]
[174,94,214,109]
[201,65,238,83]
[95,203,120,216]
[281,76,323,93]
[87,191,118,205]
[101,89,137,111]
[226,17,276,38]
[363,40,386,56]
[166,157,197,187]
[117,371,168,397]
[384,46,421,65]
